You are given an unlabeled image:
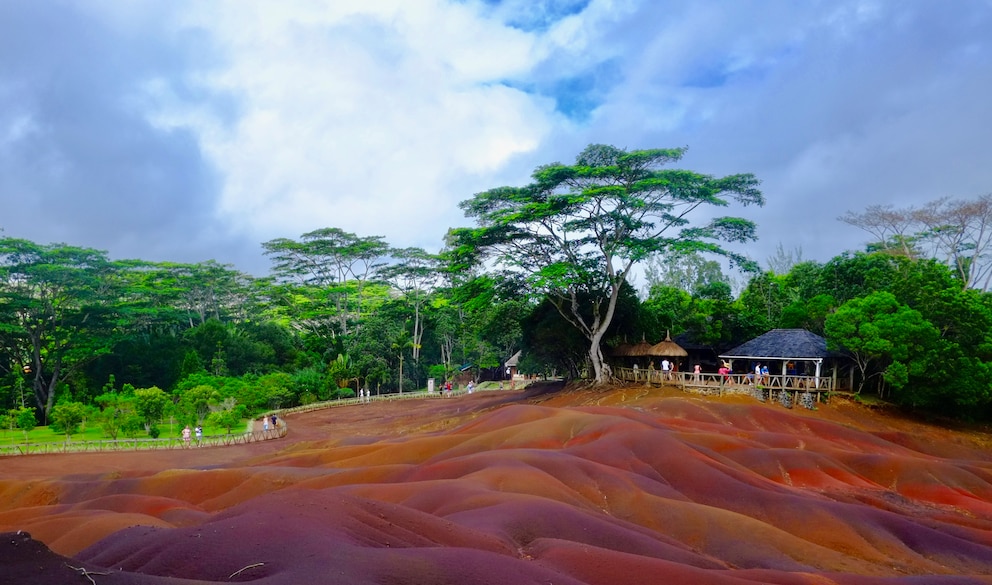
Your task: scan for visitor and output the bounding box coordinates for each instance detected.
[182,425,191,448]
[693,363,701,384]
[761,364,769,385]
[195,425,203,444]
[661,359,671,381]
[263,416,270,432]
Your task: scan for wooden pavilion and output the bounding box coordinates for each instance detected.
[718,328,843,392]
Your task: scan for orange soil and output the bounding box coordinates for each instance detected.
[2,382,992,584]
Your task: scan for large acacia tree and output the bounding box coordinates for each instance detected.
[0,238,120,419]
[453,144,763,384]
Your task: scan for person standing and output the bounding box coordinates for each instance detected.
[194,425,203,444]
[693,363,701,384]
[182,425,191,448]
[661,359,671,381]
[263,416,270,432]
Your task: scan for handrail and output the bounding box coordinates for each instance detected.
[1,384,505,458]
[0,425,288,458]
[613,367,833,397]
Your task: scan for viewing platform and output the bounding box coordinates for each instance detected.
[613,367,834,403]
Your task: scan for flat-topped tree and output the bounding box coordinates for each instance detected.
[452,144,763,384]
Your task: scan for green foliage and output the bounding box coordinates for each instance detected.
[453,143,763,383]
[0,238,120,418]
[15,407,37,439]
[642,286,693,338]
[326,354,357,391]
[643,250,732,297]
[49,401,87,440]
[825,291,941,396]
[94,391,135,440]
[133,386,171,431]
[207,397,246,434]
[428,364,448,381]
[291,367,326,402]
[238,372,294,414]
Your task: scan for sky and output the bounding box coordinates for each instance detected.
[2,0,991,279]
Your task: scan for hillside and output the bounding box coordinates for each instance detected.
[3,383,992,584]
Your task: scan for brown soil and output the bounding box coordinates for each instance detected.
[3,382,992,585]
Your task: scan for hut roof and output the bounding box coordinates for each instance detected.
[504,350,521,367]
[626,337,655,357]
[719,329,834,360]
[609,341,633,357]
[649,332,688,357]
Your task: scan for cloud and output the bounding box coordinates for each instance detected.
[148,1,559,260]
[1,0,990,277]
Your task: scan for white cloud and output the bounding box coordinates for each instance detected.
[155,0,556,249]
[5,0,989,274]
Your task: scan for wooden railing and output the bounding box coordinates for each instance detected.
[613,367,833,404]
[0,384,513,458]
[0,424,287,458]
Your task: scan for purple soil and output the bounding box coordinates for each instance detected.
[3,383,992,584]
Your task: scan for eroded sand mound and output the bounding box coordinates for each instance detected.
[3,383,992,584]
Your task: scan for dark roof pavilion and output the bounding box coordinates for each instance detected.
[720,329,834,361]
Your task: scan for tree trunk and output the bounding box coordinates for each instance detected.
[587,339,610,384]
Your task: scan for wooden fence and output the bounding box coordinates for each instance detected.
[0,386,479,457]
[613,367,833,404]
[0,424,287,458]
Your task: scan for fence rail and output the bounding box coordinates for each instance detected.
[613,368,832,404]
[0,425,287,458]
[1,385,504,458]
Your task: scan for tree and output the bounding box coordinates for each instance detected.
[911,194,992,290]
[176,384,218,425]
[50,401,87,440]
[766,243,805,275]
[15,406,36,440]
[643,249,731,297]
[0,238,120,420]
[94,387,136,440]
[453,144,763,384]
[841,194,992,290]
[262,228,390,336]
[839,204,920,258]
[207,397,245,434]
[642,285,693,337]
[825,291,940,395]
[380,247,442,365]
[133,386,171,433]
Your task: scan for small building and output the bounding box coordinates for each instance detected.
[504,350,521,379]
[719,328,846,388]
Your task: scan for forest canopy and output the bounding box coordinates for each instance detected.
[2,146,991,432]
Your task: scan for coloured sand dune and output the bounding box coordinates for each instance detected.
[3,383,992,584]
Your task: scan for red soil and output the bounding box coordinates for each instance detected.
[3,383,992,584]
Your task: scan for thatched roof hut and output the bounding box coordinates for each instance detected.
[649,332,688,357]
[609,340,633,357]
[626,337,655,357]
